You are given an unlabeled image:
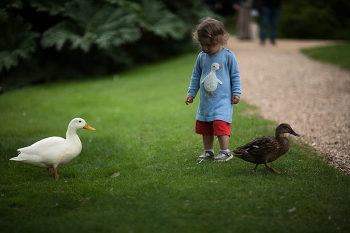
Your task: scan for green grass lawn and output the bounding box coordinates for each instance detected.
[1,52,350,233]
[301,42,350,71]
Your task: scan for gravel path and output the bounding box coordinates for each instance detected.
[227,38,350,175]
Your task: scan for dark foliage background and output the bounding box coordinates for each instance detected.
[0,0,349,93]
[0,0,214,92]
[279,0,350,39]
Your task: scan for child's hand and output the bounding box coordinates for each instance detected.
[232,95,240,104]
[185,96,194,105]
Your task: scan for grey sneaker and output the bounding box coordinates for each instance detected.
[214,151,233,161]
[198,151,215,161]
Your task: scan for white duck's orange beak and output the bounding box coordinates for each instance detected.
[219,65,223,69]
[83,123,95,131]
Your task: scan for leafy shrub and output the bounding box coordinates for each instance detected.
[279,0,350,40]
[0,15,39,71]
[0,0,214,92]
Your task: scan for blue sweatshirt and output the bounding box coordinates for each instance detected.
[187,48,241,123]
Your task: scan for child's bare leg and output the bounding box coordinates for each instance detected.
[202,135,214,150]
[218,135,229,150]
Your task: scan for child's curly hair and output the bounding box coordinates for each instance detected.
[193,17,230,46]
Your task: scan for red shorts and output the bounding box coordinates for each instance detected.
[195,120,231,136]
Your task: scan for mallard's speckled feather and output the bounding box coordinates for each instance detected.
[233,123,299,174]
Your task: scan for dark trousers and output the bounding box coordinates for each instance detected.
[260,7,281,44]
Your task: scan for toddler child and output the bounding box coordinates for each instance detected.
[185,17,242,161]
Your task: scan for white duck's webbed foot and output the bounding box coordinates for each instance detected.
[53,167,59,179]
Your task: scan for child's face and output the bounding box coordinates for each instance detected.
[197,36,222,55]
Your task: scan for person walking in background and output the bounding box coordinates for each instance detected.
[185,17,242,162]
[204,0,224,13]
[260,0,281,45]
[233,0,254,40]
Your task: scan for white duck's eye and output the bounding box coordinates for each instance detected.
[79,120,82,123]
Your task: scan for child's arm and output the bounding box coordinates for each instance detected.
[186,56,201,105]
[228,52,242,103]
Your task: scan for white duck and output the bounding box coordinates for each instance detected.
[201,62,223,98]
[10,118,95,179]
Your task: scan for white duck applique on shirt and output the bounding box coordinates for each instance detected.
[201,63,223,98]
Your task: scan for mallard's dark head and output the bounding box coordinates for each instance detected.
[276,123,300,137]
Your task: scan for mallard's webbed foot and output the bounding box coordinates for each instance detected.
[265,163,281,174]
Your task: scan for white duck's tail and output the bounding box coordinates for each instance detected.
[10,156,27,161]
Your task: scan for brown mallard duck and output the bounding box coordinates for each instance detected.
[233,123,300,174]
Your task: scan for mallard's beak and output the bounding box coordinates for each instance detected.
[291,131,299,137]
